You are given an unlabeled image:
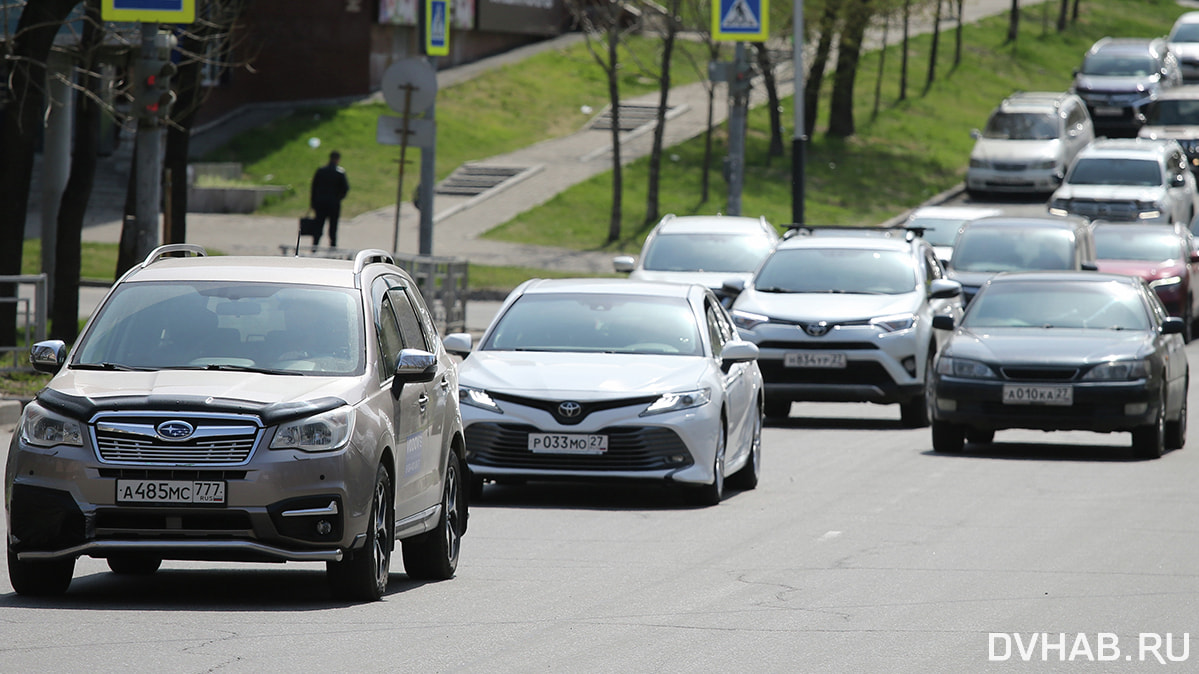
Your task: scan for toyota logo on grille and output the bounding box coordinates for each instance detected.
[558,401,583,418]
[156,420,195,441]
[804,321,831,337]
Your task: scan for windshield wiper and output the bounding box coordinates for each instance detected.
[199,363,302,375]
[72,362,153,371]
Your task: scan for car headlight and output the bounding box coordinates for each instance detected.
[641,388,712,416]
[969,158,989,169]
[935,356,997,379]
[1136,201,1164,219]
[871,313,916,333]
[1031,159,1058,170]
[1149,276,1183,291]
[271,406,354,452]
[1048,198,1070,216]
[732,310,770,330]
[460,386,503,414]
[1082,359,1149,381]
[20,403,83,448]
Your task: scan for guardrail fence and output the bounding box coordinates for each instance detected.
[1,274,49,373]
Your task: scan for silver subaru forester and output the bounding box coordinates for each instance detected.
[5,245,468,601]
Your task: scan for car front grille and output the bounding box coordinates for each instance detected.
[92,414,262,466]
[1000,367,1080,381]
[465,423,692,471]
[757,360,895,386]
[1066,199,1140,221]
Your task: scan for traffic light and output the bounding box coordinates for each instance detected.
[134,55,176,124]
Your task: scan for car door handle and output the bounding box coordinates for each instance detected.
[417,393,430,411]
[439,377,450,390]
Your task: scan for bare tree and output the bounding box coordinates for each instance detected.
[643,0,681,227]
[954,0,964,68]
[567,0,635,244]
[754,42,784,161]
[922,0,942,94]
[827,0,873,137]
[0,0,82,347]
[1006,0,1019,44]
[1057,0,1068,31]
[872,12,890,120]
[804,0,840,138]
[899,0,911,100]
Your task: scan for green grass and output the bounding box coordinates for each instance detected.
[486,0,1186,252]
[202,35,713,218]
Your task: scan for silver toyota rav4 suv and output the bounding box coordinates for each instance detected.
[6,245,468,601]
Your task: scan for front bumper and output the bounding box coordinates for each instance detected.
[931,376,1158,433]
[966,166,1062,194]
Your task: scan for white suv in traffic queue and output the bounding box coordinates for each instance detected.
[5,245,469,601]
[725,228,963,425]
[1049,138,1199,226]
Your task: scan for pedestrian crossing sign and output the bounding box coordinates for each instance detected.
[101,0,194,23]
[712,0,768,42]
[426,0,450,56]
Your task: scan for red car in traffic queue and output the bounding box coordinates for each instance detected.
[1092,221,1199,342]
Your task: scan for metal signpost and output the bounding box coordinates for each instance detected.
[379,59,438,254]
[711,0,768,216]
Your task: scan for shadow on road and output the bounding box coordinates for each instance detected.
[471,480,752,511]
[919,439,1176,463]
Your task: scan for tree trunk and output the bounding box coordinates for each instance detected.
[701,42,719,204]
[606,26,623,244]
[165,30,211,245]
[50,0,102,343]
[1057,0,1069,31]
[645,0,680,227]
[755,43,784,161]
[804,2,840,138]
[873,14,889,121]
[828,0,873,138]
[0,0,81,348]
[954,0,964,67]
[900,0,910,101]
[1072,0,1080,21]
[1006,0,1019,44]
[923,0,943,95]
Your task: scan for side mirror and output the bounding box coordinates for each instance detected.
[1162,316,1185,335]
[722,278,746,297]
[929,279,962,299]
[932,314,956,331]
[30,340,68,374]
[1081,261,1099,271]
[721,341,758,364]
[970,128,981,140]
[1188,252,1199,264]
[391,348,438,397]
[613,256,635,273]
[443,332,472,356]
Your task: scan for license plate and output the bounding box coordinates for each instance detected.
[116,479,227,504]
[784,352,847,368]
[528,433,608,454]
[1002,385,1073,406]
[1092,106,1123,116]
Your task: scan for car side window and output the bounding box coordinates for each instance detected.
[387,285,430,352]
[923,249,942,282]
[705,300,728,358]
[372,278,405,377]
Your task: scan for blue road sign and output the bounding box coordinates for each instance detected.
[426,0,449,56]
[102,0,195,23]
[711,0,768,42]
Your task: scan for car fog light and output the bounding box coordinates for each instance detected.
[937,398,956,412]
[670,454,687,463]
[316,520,333,535]
[902,356,917,377]
[1125,402,1148,416]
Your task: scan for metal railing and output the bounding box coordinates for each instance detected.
[277,246,468,334]
[0,274,48,373]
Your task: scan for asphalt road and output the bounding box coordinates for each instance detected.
[2,344,1197,672]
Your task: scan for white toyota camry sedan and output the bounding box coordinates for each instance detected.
[444,279,764,506]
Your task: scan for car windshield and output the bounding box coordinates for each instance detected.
[753,248,917,294]
[907,217,970,246]
[963,280,1150,331]
[1095,228,1183,261]
[74,281,365,374]
[642,232,775,273]
[1171,24,1199,43]
[1066,157,1162,186]
[952,228,1076,272]
[482,292,703,355]
[1145,98,1199,125]
[983,112,1060,140]
[1081,53,1157,77]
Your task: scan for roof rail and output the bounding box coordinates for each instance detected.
[138,244,207,270]
[353,249,395,274]
[783,224,926,242]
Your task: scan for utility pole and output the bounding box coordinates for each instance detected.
[792,0,806,225]
[132,24,177,261]
[726,43,751,216]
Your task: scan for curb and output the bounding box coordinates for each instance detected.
[0,398,22,426]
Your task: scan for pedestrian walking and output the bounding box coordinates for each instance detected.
[309,151,350,248]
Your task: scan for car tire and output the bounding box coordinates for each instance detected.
[727,405,762,491]
[106,555,162,575]
[931,420,965,454]
[764,398,790,420]
[687,421,726,506]
[327,463,393,601]
[902,353,936,428]
[402,448,464,580]
[8,548,74,596]
[1166,379,1187,451]
[965,428,995,445]
[1132,389,1166,460]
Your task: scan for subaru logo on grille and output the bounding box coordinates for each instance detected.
[558,401,582,418]
[156,420,195,441]
[804,321,831,337]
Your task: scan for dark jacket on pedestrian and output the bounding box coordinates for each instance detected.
[311,162,349,210]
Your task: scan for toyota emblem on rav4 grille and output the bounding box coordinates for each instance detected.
[558,401,582,418]
[157,420,195,440]
[804,321,831,337]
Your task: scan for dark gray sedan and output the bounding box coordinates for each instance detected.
[928,271,1189,459]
